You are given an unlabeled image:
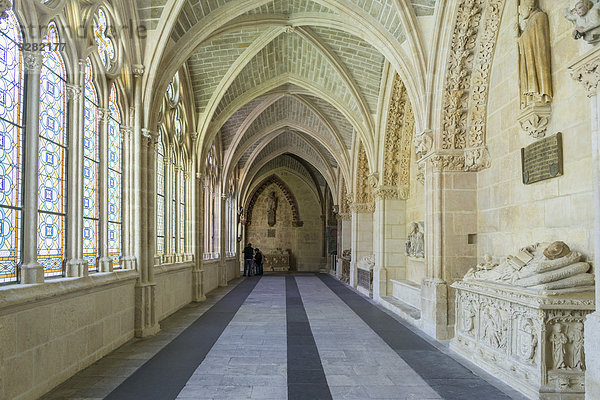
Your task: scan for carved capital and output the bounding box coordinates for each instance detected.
[429,153,466,172]
[350,202,375,214]
[132,64,145,78]
[373,185,402,200]
[120,125,132,138]
[464,146,491,172]
[569,47,600,97]
[66,84,83,102]
[196,172,204,181]
[97,107,110,122]
[336,212,351,221]
[23,51,43,73]
[518,104,552,139]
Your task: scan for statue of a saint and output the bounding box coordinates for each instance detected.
[563,0,600,44]
[569,322,585,370]
[550,323,568,369]
[517,0,553,109]
[267,191,278,227]
[405,222,424,258]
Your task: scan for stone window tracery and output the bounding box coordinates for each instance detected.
[38,21,67,277]
[108,84,122,268]
[83,58,99,271]
[92,8,116,70]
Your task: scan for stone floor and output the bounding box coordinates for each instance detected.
[41,274,527,400]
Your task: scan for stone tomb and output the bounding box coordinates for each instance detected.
[450,242,595,399]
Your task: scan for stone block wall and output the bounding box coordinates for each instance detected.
[480,0,593,261]
[0,272,138,400]
[155,263,194,321]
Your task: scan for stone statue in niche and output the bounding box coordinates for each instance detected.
[569,322,585,370]
[267,191,278,227]
[464,241,595,294]
[405,221,424,258]
[517,0,553,109]
[549,322,568,369]
[460,300,476,334]
[563,0,600,44]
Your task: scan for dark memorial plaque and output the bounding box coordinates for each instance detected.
[521,132,563,185]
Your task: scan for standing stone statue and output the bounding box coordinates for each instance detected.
[267,191,278,227]
[563,0,600,44]
[405,222,424,258]
[517,0,553,109]
[569,322,585,369]
[550,323,568,369]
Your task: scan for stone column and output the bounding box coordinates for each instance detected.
[420,155,478,340]
[121,125,136,270]
[65,80,87,277]
[569,47,600,400]
[192,173,206,301]
[21,51,44,283]
[143,129,158,277]
[97,107,112,272]
[336,214,351,280]
[163,154,173,263]
[219,193,227,287]
[132,65,159,337]
[372,188,407,300]
[349,203,374,288]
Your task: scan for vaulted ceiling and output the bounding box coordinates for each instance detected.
[144,0,437,197]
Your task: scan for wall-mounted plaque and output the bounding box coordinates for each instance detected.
[521,132,563,184]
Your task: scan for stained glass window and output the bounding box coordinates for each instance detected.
[0,5,24,283]
[92,8,116,69]
[156,139,165,256]
[179,164,185,253]
[108,85,122,268]
[38,22,67,277]
[83,58,99,270]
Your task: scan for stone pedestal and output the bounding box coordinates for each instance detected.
[451,281,594,399]
[421,278,450,339]
[135,282,160,337]
[357,263,374,297]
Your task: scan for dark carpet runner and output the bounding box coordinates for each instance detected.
[105,276,261,400]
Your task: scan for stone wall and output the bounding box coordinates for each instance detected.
[203,260,220,293]
[0,272,138,400]
[155,263,194,321]
[480,0,593,261]
[406,148,426,284]
[247,172,324,271]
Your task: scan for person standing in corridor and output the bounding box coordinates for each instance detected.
[243,243,254,276]
[254,248,263,276]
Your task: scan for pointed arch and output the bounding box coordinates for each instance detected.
[244,175,303,228]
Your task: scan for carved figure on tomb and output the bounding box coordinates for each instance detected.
[482,307,507,349]
[517,0,553,108]
[569,322,585,370]
[563,0,600,44]
[550,323,568,369]
[405,221,424,258]
[460,300,476,334]
[267,191,277,227]
[463,241,595,294]
[476,254,498,271]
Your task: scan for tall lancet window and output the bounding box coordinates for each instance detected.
[38,22,67,277]
[108,85,122,268]
[0,5,24,283]
[83,58,99,270]
[179,161,185,253]
[155,138,165,256]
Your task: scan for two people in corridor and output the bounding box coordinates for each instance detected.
[243,243,263,276]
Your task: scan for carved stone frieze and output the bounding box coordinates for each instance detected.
[356,143,373,204]
[441,0,504,168]
[373,185,399,200]
[429,153,466,172]
[451,279,594,399]
[414,129,433,160]
[382,75,407,187]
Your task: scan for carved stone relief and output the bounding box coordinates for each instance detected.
[563,0,600,45]
[440,0,505,170]
[355,143,374,207]
[405,221,424,258]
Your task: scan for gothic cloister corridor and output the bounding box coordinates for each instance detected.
[2,0,600,399]
[40,274,525,400]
